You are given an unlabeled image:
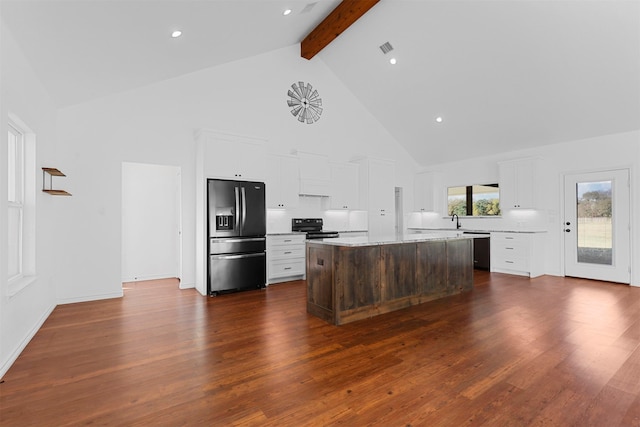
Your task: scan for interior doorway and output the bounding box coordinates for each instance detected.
[121,162,182,285]
[563,169,630,284]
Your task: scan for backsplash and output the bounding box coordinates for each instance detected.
[267,196,368,233]
[406,209,548,231]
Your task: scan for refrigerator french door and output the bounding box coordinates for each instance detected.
[207,179,266,295]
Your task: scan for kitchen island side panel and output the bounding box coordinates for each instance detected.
[306,244,335,324]
[336,245,381,312]
[381,243,418,301]
[416,240,447,295]
[447,239,474,293]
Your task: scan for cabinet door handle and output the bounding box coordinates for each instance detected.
[284,251,292,254]
[506,247,514,250]
[284,239,292,242]
[284,267,292,270]
[506,261,514,264]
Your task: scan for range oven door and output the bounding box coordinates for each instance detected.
[209,251,266,295]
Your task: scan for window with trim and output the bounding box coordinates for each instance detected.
[8,122,24,281]
[7,115,36,295]
[447,184,501,216]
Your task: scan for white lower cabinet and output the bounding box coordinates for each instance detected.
[267,234,306,284]
[490,232,545,278]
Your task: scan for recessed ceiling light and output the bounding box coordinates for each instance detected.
[389,58,397,65]
[435,116,443,123]
[171,30,182,38]
[283,9,292,16]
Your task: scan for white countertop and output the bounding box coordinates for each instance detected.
[306,234,474,247]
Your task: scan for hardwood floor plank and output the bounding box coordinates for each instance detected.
[577,385,637,427]
[3,274,640,426]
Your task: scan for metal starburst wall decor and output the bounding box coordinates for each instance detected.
[287,81,323,124]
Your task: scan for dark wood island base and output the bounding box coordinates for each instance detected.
[306,237,474,325]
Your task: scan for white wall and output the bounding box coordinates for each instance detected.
[0,22,58,377]
[412,130,640,284]
[55,44,419,299]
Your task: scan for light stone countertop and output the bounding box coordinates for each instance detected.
[267,230,368,236]
[408,228,547,234]
[306,234,474,247]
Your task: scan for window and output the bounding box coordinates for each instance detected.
[447,184,501,216]
[7,115,36,295]
[8,123,24,280]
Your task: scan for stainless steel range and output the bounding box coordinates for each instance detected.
[292,218,339,240]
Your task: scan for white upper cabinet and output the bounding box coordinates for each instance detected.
[265,154,299,209]
[197,130,267,181]
[499,158,538,209]
[328,161,359,210]
[414,171,442,213]
[297,152,331,196]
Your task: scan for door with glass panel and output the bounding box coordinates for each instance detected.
[563,169,630,283]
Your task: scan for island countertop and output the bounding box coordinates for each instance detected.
[308,234,475,247]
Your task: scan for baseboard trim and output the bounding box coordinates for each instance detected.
[179,281,195,290]
[0,302,56,379]
[57,290,123,305]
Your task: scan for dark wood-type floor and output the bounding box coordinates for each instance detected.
[2,272,640,426]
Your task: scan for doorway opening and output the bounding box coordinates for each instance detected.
[121,162,182,287]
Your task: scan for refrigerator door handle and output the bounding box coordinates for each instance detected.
[213,237,265,243]
[241,186,247,233]
[234,186,241,232]
[211,252,265,260]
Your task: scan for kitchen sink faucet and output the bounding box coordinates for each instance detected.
[452,214,462,229]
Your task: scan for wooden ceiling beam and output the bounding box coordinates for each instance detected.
[300,0,380,60]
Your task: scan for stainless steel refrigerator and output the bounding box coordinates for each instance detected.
[207,179,266,295]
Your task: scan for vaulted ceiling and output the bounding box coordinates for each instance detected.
[2,0,639,166]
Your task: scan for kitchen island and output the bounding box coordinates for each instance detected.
[306,234,474,325]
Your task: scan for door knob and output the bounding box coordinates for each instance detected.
[565,222,571,226]
[565,229,571,232]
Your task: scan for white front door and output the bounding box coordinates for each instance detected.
[563,169,630,283]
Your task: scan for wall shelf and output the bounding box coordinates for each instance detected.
[42,167,72,196]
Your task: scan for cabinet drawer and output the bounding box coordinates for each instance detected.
[493,257,529,272]
[269,246,305,259]
[493,241,529,258]
[269,258,305,278]
[267,234,305,246]
[491,233,530,244]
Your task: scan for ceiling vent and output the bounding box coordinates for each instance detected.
[379,41,394,54]
[301,2,318,14]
